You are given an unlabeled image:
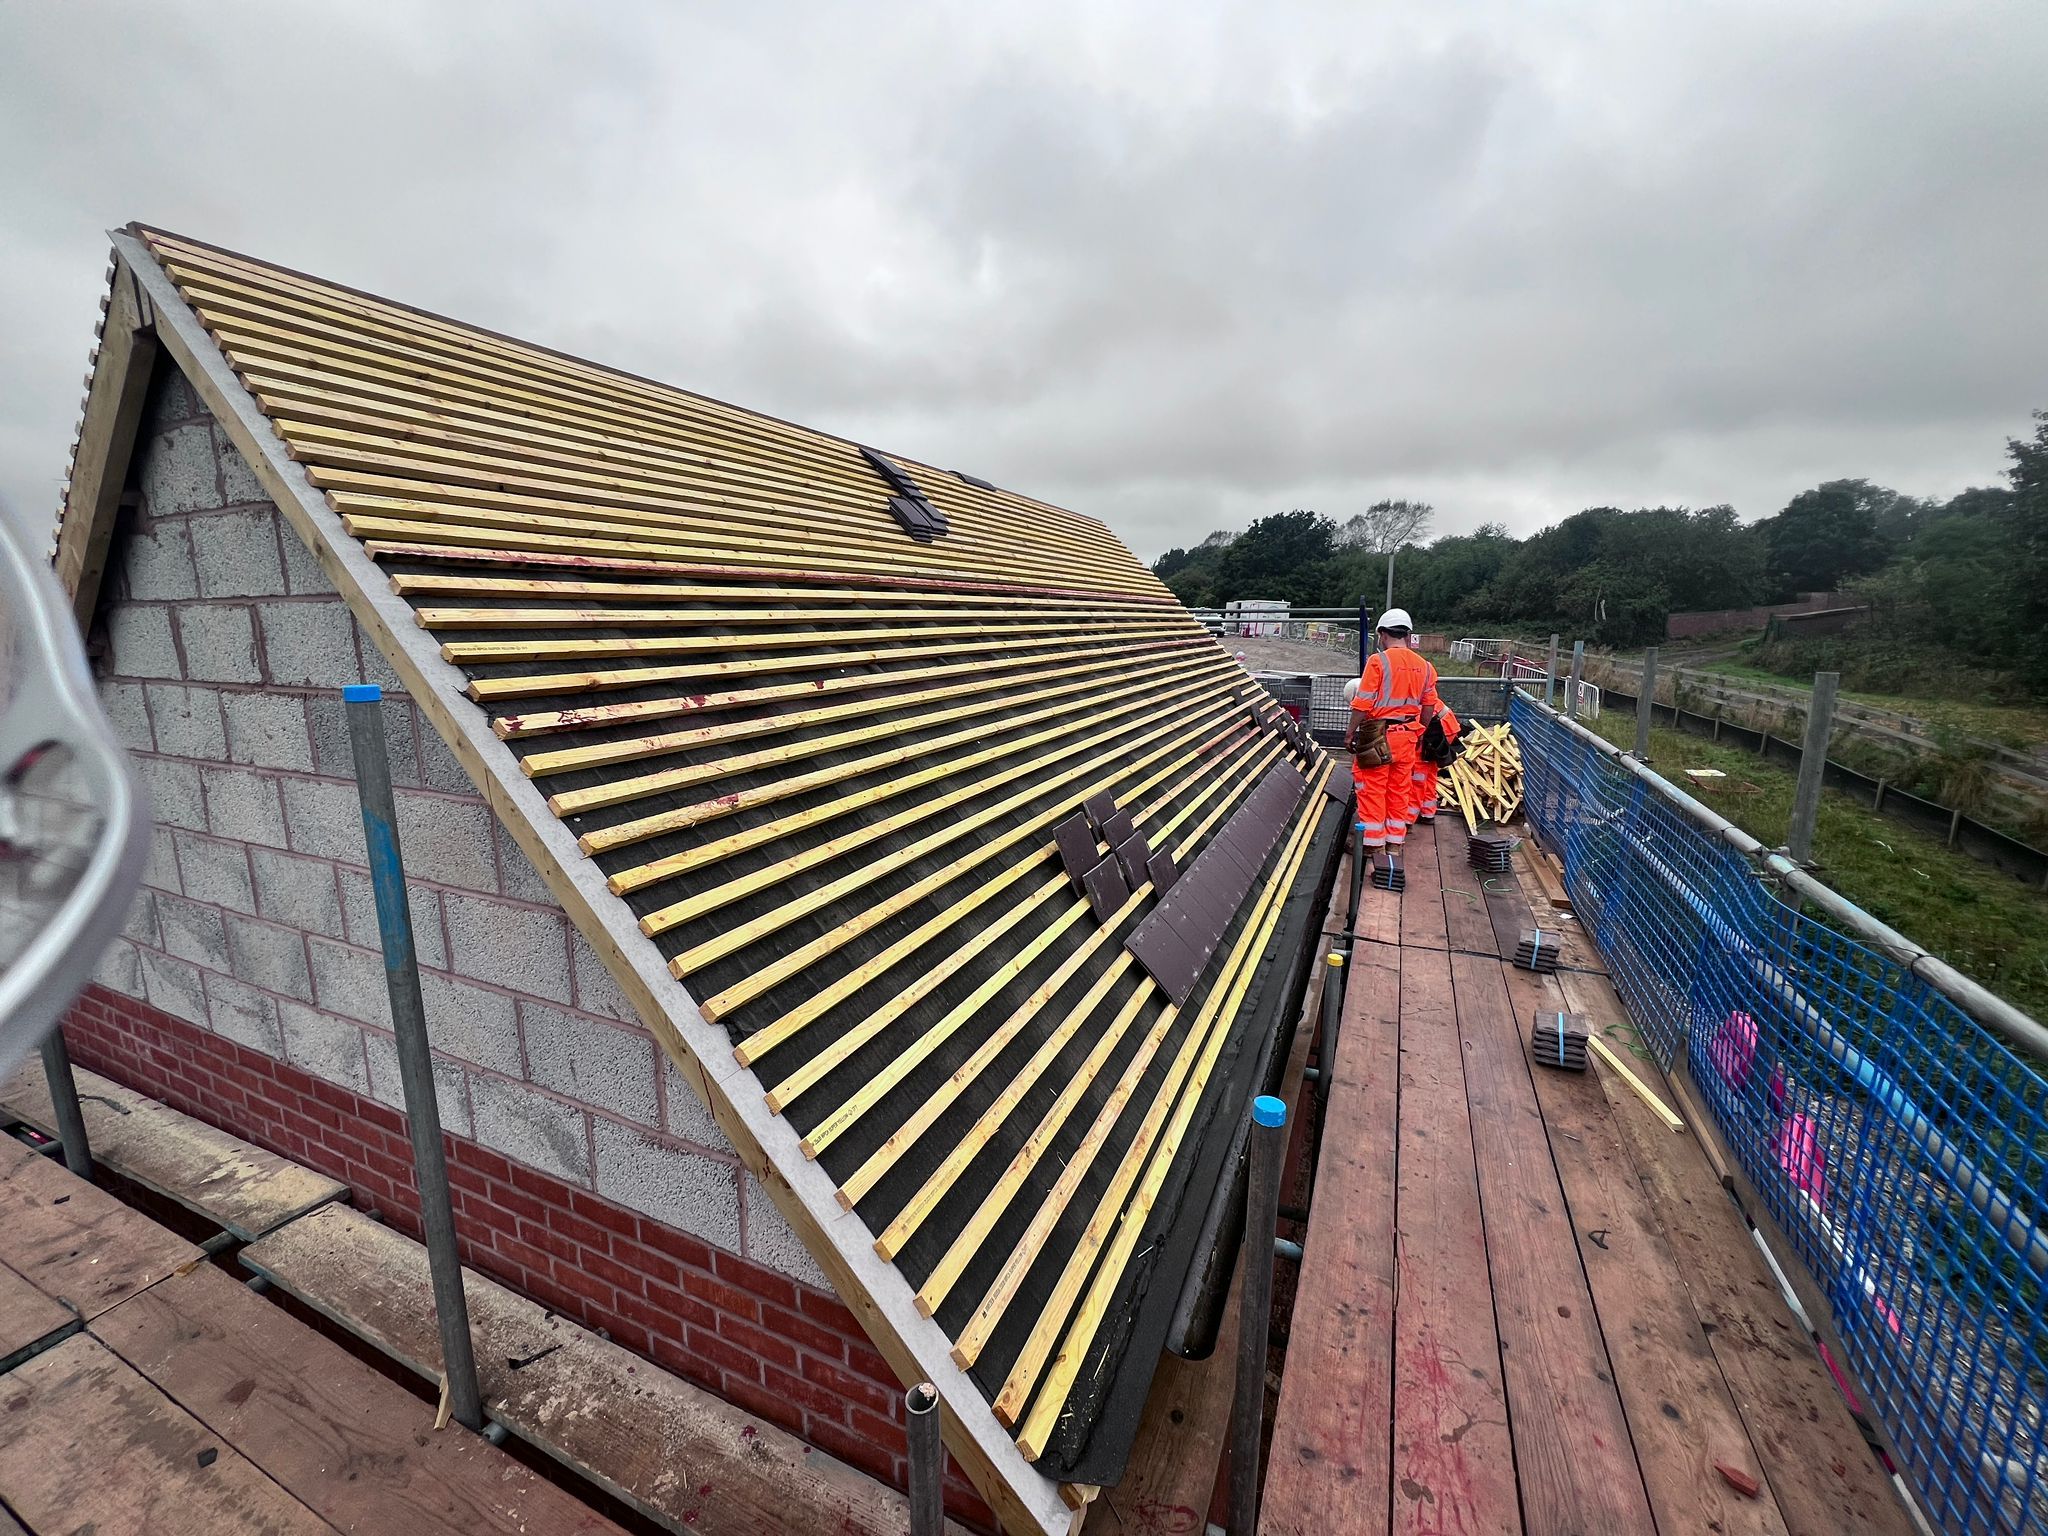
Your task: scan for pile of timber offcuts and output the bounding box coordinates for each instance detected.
[1441,722,1523,830]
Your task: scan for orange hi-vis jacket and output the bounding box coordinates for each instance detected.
[1350,644,1442,729]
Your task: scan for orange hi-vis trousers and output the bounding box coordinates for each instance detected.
[1416,757,1441,820]
[1354,725,1422,847]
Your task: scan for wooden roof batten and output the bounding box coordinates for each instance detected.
[102,228,1081,1536]
[60,225,1343,1532]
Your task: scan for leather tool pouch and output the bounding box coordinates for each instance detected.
[1352,717,1392,770]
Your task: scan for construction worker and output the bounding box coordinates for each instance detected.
[1344,609,1442,867]
[1410,633,1460,823]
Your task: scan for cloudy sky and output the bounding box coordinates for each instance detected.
[3,1,2044,560]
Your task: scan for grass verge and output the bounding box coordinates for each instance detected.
[1585,714,2048,1022]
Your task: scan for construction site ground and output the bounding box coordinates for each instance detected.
[1258,816,1918,1535]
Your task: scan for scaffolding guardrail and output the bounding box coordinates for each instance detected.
[1513,689,2047,1534]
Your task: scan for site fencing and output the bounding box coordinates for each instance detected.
[1513,689,2048,1534]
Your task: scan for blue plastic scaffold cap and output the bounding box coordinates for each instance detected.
[342,684,382,703]
[1252,1094,1287,1128]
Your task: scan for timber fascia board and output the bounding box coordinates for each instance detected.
[108,228,1076,1536]
[55,257,159,626]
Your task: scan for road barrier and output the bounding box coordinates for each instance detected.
[1514,690,2047,1534]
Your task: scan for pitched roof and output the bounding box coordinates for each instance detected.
[62,225,1345,1530]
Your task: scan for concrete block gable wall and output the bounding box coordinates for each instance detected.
[63,361,989,1522]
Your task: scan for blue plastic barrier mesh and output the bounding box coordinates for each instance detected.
[1513,690,2048,1534]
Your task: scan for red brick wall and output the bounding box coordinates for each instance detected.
[63,984,996,1531]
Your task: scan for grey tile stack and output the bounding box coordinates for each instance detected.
[1514,927,1563,974]
[1530,1010,1589,1071]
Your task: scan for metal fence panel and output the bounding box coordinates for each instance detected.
[1514,690,2048,1534]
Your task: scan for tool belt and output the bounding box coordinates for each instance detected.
[1351,715,1393,770]
[1420,711,1452,765]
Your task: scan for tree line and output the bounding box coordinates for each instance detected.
[1154,412,2048,673]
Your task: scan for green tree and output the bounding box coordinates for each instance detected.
[1763,479,1892,595]
[1215,509,1338,605]
[2002,412,2048,670]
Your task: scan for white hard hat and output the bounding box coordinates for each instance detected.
[1378,607,1413,632]
[1343,677,1360,702]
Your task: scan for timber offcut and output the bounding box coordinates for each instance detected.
[52,225,1347,1532]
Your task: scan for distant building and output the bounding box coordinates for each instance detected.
[1223,598,1289,636]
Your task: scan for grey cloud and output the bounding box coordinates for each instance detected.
[2,0,2043,564]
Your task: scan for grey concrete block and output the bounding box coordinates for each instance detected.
[257,601,359,689]
[97,680,154,753]
[156,893,229,970]
[362,1031,472,1137]
[306,936,391,1029]
[139,422,219,517]
[139,948,207,1025]
[661,1058,733,1151]
[743,1173,829,1288]
[171,829,255,913]
[138,758,206,832]
[251,847,343,938]
[393,793,497,894]
[280,775,369,863]
[494,821,551,905]
[337,867,446,969]
[149,363,202,423]
[569,931,636,1023]
[418,972,522,1076]
[224,911,313,1001]
[279,530,336,596]
[213,422,267,506]
[201,766,288,848]
[590,1117,740,1250]
[108,605,182,680]
[441,892,570,1004]
[144,683,226,760]
[93,939,146,999]
[144,826,183,894]
[118,520,198,600]
[309,695,417,787]
[279,1002,369,1093]
[120,887,159,948]
[414,723,472,795]
[221,691,313,773]
[176,604,261,683]
[522,1004,658,1125]
[472,1073,591,1186]
[190,508,286,598]
[355,620,403,692]
[204,972,283,1056]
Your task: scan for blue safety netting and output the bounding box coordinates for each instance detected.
[1513,690,2048,1535]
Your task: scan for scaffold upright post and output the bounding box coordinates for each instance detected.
[37,1029,92,1178]
[1230,1094,1289,1534]
[1565,641,1585,720]
[343,682,483,1434]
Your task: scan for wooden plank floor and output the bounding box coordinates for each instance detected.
[1,1064,347,1241]
[243,1202,965,1536]
[0,1140,624,1536]
[1260,820,1918,1536]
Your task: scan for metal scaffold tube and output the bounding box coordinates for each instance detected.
[343,683,484,1434]
[1229,1093,1288,1534]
